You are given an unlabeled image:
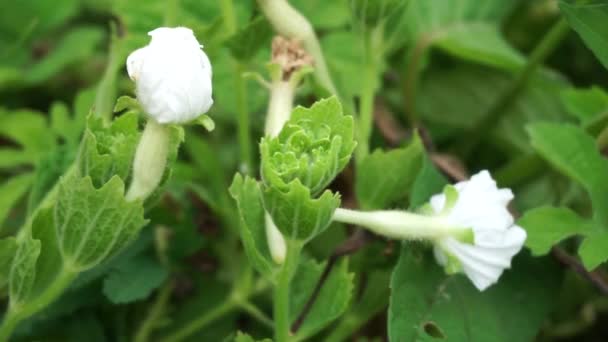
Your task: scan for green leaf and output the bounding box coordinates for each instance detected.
[528,123,608,226]
[419,65,569,151]
[322,31,366,101]
[518,206,596,255]
[25,27,105,84]
[290,258,353,340]
[0,173,34,228]
[356,134,425,210]
[226,17,273,61]
[30,207,64,298]
[410,157,450,209]
[264,180,340,242]
[234,331,272,342]
[389,247,561,342]
[0,237,17,289]
[9,237,41,306]
[560,86,608,126]
[229,174,276,277]
[102,254,168,304]
[79,112,140,187]
[402,0,524,70]
[560,1,608,70]
[261,97,356,196]
[55,175,147,271]
[0,109,56,167]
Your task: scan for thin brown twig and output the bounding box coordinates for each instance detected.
[552,247,608,295]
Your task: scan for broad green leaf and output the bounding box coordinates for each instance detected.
[30,208,64,298]
[389,247,561,342]
[102,254,168,304]
[290,258,353,340]
[528,123,608,226]
[419,65,569,151]
[560,1,608,70]
[321,31,366,101]
[9,237,41,305]
[264,180,340,242]
[356,134,425,210]
[0,173,34,228]
[402,0,524,70]
[261,97,356,196]
[518,206,596,256]
[0,109,56,164]
[0,237,17,288]
[229,174,276,277]
[560,86,608,126]
[55,175,147,271]
[80,112,140,187]
[578,231,608,270]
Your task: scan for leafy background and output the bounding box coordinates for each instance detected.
[1,0,608,341]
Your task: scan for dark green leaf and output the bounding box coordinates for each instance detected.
[102,254,168,304]
[560,1,608,70]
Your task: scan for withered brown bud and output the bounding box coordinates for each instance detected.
[271,36,314,80]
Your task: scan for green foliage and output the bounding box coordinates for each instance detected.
[9,237,41,306]
[102,254,168,304]
[560,86,608,126]
[401,0,524,70]
[261,97,355,196]
[264,181,340,242]
[0,174,34,228]
[0,237,17,289]
[389,248,561,342]
[290,258,353,339]
[356,134,425,209]
[560,1,608,70]
[55,175,147,271]
[226,17,273,62]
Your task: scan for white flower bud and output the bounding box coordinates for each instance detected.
[126,27,213,124]
[332,170,526,291]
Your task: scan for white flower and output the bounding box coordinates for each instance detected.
[332,170,526,291]
[429,170,526,291]
[126,27,213,124]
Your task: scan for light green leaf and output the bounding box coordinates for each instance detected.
[9,237,41,306]
[579,231,608,270]
[264,180,340,242]
[560,1,608,70]
[322,31,366,101]
[0,109,56,165]
[25,27,105,84]
[518,206,596,256]
[291,0,350,29]
[102,255,168,304]
[290,258,353,340]
[261,97,356,196]
[229,174,276,278]
[234,331,272,342]
[560,86,608,126]
[528,123,608,226]
[402,0,524,70]
[389,247,560,342]
[55,175,147,271]
[356,134,425,210]
[226,17,273,62]
[0,237,17,289]
[30,207,64,298]
[0,173,34,228]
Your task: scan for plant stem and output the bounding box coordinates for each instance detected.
[238,301,274,329]
[220,0,237,34]
[402,33,438,127]
[133,281,174,342]
[462,18,570,154]
[257,0,337,95]
[274,241,301,342]
[0,267,77,341]
[356,58,377,162]
[95,25,123,124]
[265,81,295,137]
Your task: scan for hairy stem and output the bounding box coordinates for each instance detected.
[133,281,174,342]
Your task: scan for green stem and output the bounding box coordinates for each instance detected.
[462,18,570,155]
[220,0,237,34]
[274,241,301,342]
[402,33,436,127]
[94,25,123,123]
[236,62,253,174]
[356,59,377,162]
[133,281,174,342]
[238,301,274,329]
[0,267,77,341]
[160,300,236,342]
